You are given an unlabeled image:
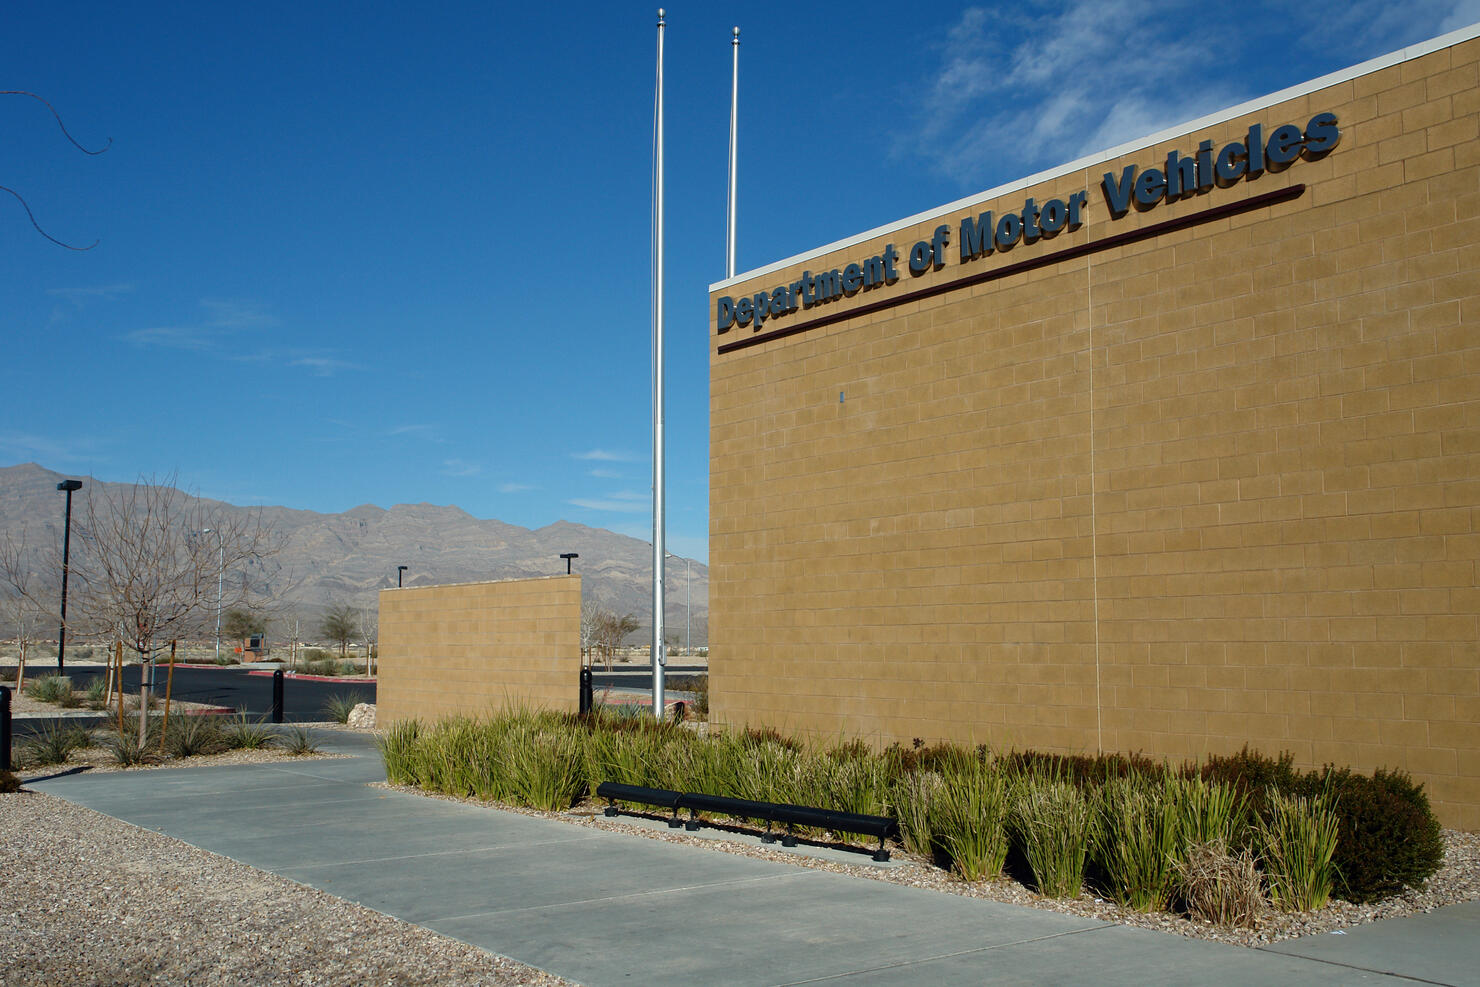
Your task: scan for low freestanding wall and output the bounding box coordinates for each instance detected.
[378,575,581,723]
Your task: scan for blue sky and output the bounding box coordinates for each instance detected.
[4,1,1477,564]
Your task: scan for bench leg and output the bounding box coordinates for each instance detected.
[603,802,619,818]
[872,840,890,863]
[761,818,777,844]
[781,825,797,848]
[685,808,702,832]
[668,807,683,829]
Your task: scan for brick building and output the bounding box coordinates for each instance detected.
[708,26,1480,828]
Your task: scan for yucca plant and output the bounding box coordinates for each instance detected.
[222,712,276,750]
[83,676,109,709]
[25,675,73,705]
[321,693,359,724]
[1093,772,1185,911]
[163,714,228,758]
[1258,788,1339,912]
[280,726,321,756]
[1011,773,1097,899]
[21,719,91,766]
[931,752,1010,881]
[101,722,157,767]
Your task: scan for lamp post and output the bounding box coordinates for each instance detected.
[201,528,222,663]
[55,479,82,675]
[559,552,579,575]
[397,565,408,588]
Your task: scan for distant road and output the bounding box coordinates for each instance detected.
[12,664,375,725]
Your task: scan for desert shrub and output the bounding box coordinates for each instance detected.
[163,714,228,758]
[21,719,90,766]
[101,723,158,767]
[0,768,19,793]
[25,675,73,705]
[1093,773,1185,911]
[1259,788,1339,912]
[1177,839,1262,927]
[378,719,423,785]
[83,677,109,709]
[1011,773,1097,899]
[280,726,321,756]
[222,712,276,750]
[1003,749,1166,787]
[1,665,17,682]
[931,751,1010,881]
[889,770,941,857]
[1300,766,1445,903]
[322,693,358,723]
[1196,746,1300,819]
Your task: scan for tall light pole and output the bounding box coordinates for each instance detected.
[397,565,408,588]
[55,479,82,675]
[560,552,579,575]
[651,7,667,718]
[202,528,222,662]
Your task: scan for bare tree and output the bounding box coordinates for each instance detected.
[591,610,640,672]
[60,475,279,741]
[358,600,378,676]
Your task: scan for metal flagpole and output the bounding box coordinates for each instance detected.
[651,7,667,718]
[727,26,739,279]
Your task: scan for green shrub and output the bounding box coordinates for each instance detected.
[1093,773,1185,912]
[1259,788,1339,911]
[222,712,276,750]
[21,719,90,766]
[1301,766,1445,903]
[163,714,228,758]
[667,674,709,717]
[322,693,359,723]
[931,751,1010,881]
[281,726,321,756]
[1011,773,1097,899]
[25,675,73,705]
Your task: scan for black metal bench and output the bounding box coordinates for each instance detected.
[594,781,896,861]
[596,782,685,828]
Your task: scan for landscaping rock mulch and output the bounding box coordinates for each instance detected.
[382,780,1480,949]
[0,790,571,987]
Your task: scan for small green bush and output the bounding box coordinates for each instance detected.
[22,719,90,766]
[322,693,359,723]
[25,675,73,705]
[164,715,228,758]
[1302,766,1445,903]
[1259,788,1339,912]
[222,712,276,750]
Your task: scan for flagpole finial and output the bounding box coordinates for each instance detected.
[733,26,740,40]
[657,8,665,22]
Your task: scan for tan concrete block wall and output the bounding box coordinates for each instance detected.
[378,575,581,723]
[709,37,1480,829]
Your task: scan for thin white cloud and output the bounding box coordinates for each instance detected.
[0,430,100,465]
[201,298,277,329]
[588,468,623,479]
[573,449,640,462]
[900,1,1470,186]
[441,459,481,477]
[568,497,649,513]
[123,327,218,351]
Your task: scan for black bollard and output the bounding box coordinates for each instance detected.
[580,668,597,713]
[1,685,11,771]
[271,669,284,724]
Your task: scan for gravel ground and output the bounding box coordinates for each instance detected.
[0,790,573,987]
[387,782,1480,949]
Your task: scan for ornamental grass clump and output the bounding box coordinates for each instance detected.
[322,693,359,724]
[1176,839,1263,927]
[21,719,90,766]
[1010,772,1097,899]
[83,676,109,709]
[1179,774,1250,851]
[25,675,74,706]
[1259,788,1339,912]
[1093,772,1185,912]
[162,713,228,758]
[931,751,1010,881]
[280,726,322,756]
[222,712,276,750]
[890,770,941,857]
[505,725,586,811]
[378,718,423,785]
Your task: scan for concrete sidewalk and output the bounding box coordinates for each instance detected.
[27,732,1479,986]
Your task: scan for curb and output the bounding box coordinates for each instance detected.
[245,670,377,684]
[12,705,235,721]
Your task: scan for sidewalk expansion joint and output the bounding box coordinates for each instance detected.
[1257,948,1455,986]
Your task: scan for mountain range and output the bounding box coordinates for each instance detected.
[0,463,706,646]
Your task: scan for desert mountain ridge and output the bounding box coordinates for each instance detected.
[0,462,706,645]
